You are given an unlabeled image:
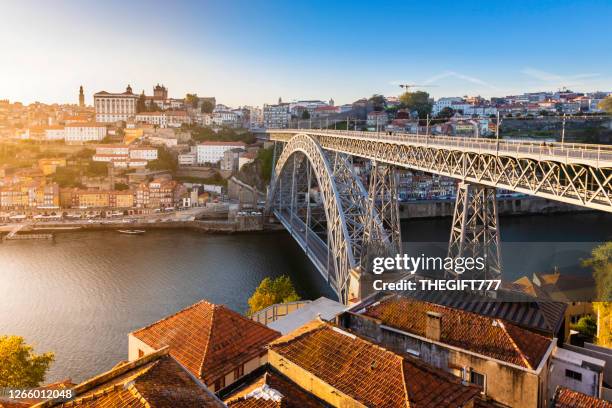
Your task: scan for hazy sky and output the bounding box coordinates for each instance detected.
[1,0,611,107]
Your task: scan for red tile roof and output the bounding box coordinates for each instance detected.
[31,348,224,408]
[362,295,553,369]
[269,320,480,408]
[131,300,281,384]
[554,386,612,408]
[224,368,327,408]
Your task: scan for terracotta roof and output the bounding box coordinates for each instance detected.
[554,386,612,408]
[224,366,328,408]
[31,348,224,408]
[362,295,553,369]
[269,320,480,408]
[131,300,281,384]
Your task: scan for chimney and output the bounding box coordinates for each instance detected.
[425,311,442,342]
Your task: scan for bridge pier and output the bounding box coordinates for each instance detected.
[447,182,502,280]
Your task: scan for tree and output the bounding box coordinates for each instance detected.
[369,94,386,112]
[582,242,612,346]
[201,100,214,114]
[0,336,54,387]
[137,92,147,113]
[185,93,199,109]
[115,182,129,191]
[399,91,432,118]
[436,107,455,120]
[571,315,597,340]
[301,110,310,120]
[247,276,300,316]
[599,96,612,114]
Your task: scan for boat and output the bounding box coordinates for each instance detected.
[117,229,146,235]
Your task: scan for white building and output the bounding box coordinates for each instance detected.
[212,111,239,127]
[44,126,65,140]
[129,147,158,161]
[178,152,197,166]
[135,112,168,128]
[166,111,191,128]
[64,123,107,143]
[263,103,290,129]
[547,347,605,401]
[196,141,246,164]
[96,145,129,156]
[94,85,139,123]
[433,97,464,115]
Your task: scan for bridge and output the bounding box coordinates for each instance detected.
[265,129,612,304]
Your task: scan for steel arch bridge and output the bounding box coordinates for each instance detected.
[266,129,612,304]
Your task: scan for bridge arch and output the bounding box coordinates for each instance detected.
[267,133,379,302]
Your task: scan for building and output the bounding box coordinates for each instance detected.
[129,147,158,161]
[196,141,246,164]
[28,347,224,408]
[178,152,197,166]
[238,150,257,170]
[64,123,106,143]
[78,85,84,107]
[94,85,139,123]
[433,97,464,115]
[263,103,290,129]
[221,147,245,172]
[340,294,557,408]
[266,319,482,407]
[366,110,389,128]
[44,125,65,140]
[547,347,606,402]
[128,300,281,392]
[135,112,168,128]
[552,386,612,408]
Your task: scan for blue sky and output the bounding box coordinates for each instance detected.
[1,0,611,106]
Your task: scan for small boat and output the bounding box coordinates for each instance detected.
[117,229,146,235]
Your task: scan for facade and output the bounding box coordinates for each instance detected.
[43,126,65,140]
[263,103,290,129]
[178,152,197,166]
[129,147,158,161]
[340,294,556,408]
[128,300,281,392]
[94,85,139,123]
[135,112,167,128]
[221,147,245,173]
[196,141,246,164]
[366,110,389,127]
[547,347,605,401]
[64,123,107,143]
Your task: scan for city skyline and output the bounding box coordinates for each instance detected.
[1,0,612,106]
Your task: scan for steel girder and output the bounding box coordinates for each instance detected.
[269,132,612,212]
[446,183,502,280]
[267,134,386,303]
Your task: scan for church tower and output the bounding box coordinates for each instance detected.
[79,85,85,107]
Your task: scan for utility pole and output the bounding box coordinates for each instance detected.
[561,113,566,145]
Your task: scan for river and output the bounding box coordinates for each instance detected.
[1,212,611,382]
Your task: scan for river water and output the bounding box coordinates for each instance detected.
[1,212,611,382]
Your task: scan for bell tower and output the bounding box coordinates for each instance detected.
[79,85,85,107]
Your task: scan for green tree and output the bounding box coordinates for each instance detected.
[147,147,177,171]
[399,91,432,118]
[257,147,274,183]
[436,107,455,120]
[115,182,129,191]
[369,94,386,112]
[137,92,147,113]
[247,276,300,316]
[582,242,612,346]
[200,100,214,114]
[301,110,310,120]
[185,93,199,109]
[0,336,54,387]
[598,96,612,114]
[571,315,597,340]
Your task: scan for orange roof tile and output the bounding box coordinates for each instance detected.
[362,295,553,369]
[131,300,281,384]
[31,348,224,408]
[269,321,480,408]
[554,386,612,408]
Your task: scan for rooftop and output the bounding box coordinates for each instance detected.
[131,300,281,384]
[269,320,480,407]
[30,348,224,408]
[361,295,554,370]
[553,386,612,408]
[268,297,346,335]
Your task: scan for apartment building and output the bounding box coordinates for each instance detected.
[196,141,246,164]
[64,123,107,143]
[263,103,290,129]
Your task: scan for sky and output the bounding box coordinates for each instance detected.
[0,0,611,107]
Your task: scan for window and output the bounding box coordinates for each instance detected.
[138,349,144,358]
[234,364,244,380]
[214,377,225,391]
[565,369,582,382]
[469,369,486,392]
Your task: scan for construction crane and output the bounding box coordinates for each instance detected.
[399,84,438,92]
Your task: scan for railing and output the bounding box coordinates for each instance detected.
[250,300,312,326]
[269,129,612,166]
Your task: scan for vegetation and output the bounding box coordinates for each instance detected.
[399,91,432,118]
[582,242,612,346]
[147,147,177,172]
[257,147,274,183]
[598,96,612,114]
[0,335,54,388]
[436,107,455,120]
[301,110,310,120]
[369,94,386,111]
[571,315,597,341]
[115,182,129,191]
[190,126,255,144]
[185,93,199,109]
[176,173,226,186]
[201,100,214,114]
[247,276,300,316]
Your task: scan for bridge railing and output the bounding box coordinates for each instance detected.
[274,129,612,166]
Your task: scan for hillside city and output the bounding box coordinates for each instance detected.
[0,84,611,225]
